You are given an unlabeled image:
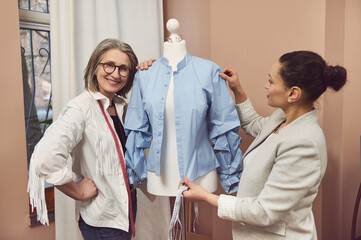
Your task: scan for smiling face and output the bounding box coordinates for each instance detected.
[95,48,130,99]
[265,60,291,109]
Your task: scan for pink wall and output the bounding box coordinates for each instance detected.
[164,0,361,239]
[0,1,55,239]
[322,0,346,239]
[340,0,361,239]
[163,0,211,60]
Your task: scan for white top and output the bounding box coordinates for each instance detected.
[27,91,130,231]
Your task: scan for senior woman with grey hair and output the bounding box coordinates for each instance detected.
[28,38,138,240]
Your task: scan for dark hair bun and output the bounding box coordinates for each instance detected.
[324,65,347,91]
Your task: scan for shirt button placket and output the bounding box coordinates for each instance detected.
[164,69,171,88]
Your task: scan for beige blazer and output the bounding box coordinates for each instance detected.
[219,99,327,240]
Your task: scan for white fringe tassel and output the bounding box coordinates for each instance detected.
[27,159,49,225]
[96,130,121,175]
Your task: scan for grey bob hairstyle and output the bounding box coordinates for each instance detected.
[84,38,138,98]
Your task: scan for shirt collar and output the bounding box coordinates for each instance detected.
[160,51,191,71]
[87,90,125,108]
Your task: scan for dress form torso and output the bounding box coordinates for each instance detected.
[147,39,217,196]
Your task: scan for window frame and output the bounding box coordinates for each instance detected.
[19,6,55,226]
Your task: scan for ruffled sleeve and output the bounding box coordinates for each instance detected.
[124,72,152,187]
[208,66,243,194]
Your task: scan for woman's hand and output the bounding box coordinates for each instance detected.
[56,178,98,201]
[181,177,208,202]
[181,177,219,208]
[77,178,98,200]
[136,59,156,70]
[220,68,247,104]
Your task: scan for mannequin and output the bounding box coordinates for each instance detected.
[124,18,242,198]
[147,19,217,196]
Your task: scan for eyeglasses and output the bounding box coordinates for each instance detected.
[98,62,130,77]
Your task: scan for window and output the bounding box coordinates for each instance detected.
[19,0,54,225]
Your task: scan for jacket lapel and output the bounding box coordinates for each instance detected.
[242,109,318,159]
[243,110,285,158]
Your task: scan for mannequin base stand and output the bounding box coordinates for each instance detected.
[170,198,212,240]
[185,200,212,240]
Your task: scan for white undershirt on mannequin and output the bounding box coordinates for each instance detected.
[147,40,218,196]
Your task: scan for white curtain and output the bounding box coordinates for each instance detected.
[50,1,170,239]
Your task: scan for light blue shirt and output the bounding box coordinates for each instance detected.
[124,52,243,194]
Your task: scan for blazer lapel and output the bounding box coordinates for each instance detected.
[243,110,285,158]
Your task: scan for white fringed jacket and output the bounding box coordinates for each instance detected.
[28,90,131,231]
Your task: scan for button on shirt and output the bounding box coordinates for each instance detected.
[124,52,243,193]
[27,91,130,231]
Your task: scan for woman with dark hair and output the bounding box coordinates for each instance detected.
[181,51,347,239]
[28,38,138,240]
